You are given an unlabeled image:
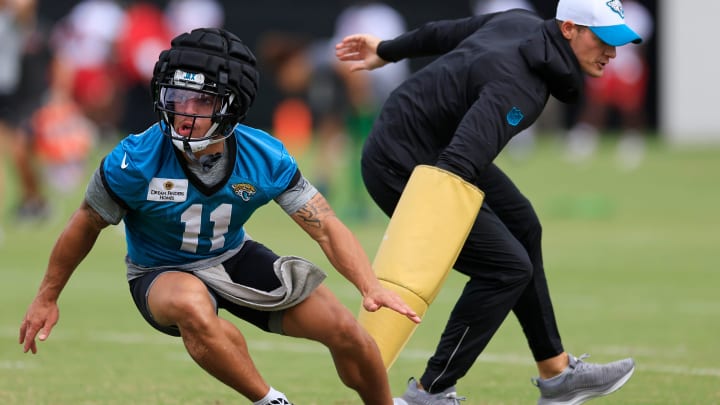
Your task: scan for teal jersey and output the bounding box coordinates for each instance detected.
[102,123,298,267]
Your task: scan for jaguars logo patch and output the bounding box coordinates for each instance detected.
[506,107,524,127]
[232,183,256,202]
[606,0,624,18]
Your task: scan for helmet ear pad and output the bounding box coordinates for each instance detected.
[151,27,260,133]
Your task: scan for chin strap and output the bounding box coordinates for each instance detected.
[181,140,200,164]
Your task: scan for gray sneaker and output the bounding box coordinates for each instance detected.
[533,353,635,405]
[399,377,466,405]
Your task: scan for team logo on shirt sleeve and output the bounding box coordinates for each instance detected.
[232,183,256,202]
[147,178,189,202]
[506,106,524,127]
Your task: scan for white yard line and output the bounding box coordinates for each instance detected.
[2,328,719,377]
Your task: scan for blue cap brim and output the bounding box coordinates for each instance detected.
[589,25,642,46]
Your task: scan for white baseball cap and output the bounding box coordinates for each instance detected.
[556,0,642,46]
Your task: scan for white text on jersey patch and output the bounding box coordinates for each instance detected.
[147,178,189,202]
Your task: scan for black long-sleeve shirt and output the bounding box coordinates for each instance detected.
[368,10,584,183]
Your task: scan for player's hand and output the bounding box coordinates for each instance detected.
[335,34,388,72]
[362,285,422,324]
[19,298,59,354]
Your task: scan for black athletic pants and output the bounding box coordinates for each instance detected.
[361,149,564,393]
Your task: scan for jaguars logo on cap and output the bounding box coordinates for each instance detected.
[606,0,624,18]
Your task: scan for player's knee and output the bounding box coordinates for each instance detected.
[499,251,534,288]
[326,310,369,350]
[164,287,216,333]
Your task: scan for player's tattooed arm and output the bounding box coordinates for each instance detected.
[290,191,380,293]
[291,193,334,231]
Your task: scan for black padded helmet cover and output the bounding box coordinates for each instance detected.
[152,28,259,128]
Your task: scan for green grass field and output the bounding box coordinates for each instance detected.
[1,135,719,404]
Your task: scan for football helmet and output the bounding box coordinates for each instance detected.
[151,27,259,154]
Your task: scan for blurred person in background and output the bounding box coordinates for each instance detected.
[115,0,224,135]
[48,0,125,138]
[164,0,224,37]
[29,88,98,193]
[331,1,410,220]
[565,0,654,170]
[19,27,419,405]
[336,0,642,403]
[0,0,52,222]
[258,31,350,200]
[114,1,174,134]
[333,1,410,111]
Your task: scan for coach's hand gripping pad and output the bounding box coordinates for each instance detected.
[359,164,484,369]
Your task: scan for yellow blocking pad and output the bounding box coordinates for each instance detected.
[360,165,484,369]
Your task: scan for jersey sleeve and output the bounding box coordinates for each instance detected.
[85,164,127,225]
[274,171,319,215]
[234,124,301,202]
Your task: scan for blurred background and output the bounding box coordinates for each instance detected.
[2,0,687,226]
[9,0,662,131]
